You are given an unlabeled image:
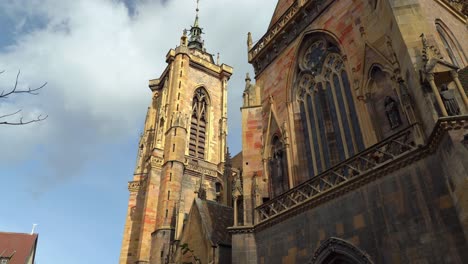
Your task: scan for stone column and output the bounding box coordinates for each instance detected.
[427,73,448,117]
[233,196,238,226]
[451,70,468,109]
[396,78,425,145]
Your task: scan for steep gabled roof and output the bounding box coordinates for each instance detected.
[194,199,233,246]
[0,232,38,264]
[204,200,233,246]
[231,152,243,171]
[268,0,295,29]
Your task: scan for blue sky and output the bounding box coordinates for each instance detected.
[0,0,276,263]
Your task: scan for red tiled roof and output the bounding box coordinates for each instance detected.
[0,232,38,264]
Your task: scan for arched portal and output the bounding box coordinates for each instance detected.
[308,237,374,264]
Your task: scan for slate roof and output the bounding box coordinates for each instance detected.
[195,199,233,247]
[231,152,243,171]
[0,232,38,264]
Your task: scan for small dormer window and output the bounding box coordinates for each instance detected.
[1,258,9,264]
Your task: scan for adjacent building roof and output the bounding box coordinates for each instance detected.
[231,152,243,171]
[0,232,38,264]
[195,199,233,246]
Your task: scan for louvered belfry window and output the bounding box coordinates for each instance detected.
[189,88,208,158]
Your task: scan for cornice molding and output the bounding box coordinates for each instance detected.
[227,226,255,234]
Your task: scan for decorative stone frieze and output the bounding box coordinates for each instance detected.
[185,163,218,178]
[227,226,255,234]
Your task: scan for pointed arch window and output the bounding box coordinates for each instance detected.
[296,38,364,177]
[435,20,466,67]
[189,88,209,158]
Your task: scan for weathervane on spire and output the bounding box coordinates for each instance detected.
[188,0,204,50]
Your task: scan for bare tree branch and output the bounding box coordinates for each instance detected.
[0,109,22,119]
[0,70,47,99]
[0,69,48,126]
[0,114,48,126]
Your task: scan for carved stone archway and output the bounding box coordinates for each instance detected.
[308,237,374,264]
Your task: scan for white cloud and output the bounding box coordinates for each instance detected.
[0,0,276,183]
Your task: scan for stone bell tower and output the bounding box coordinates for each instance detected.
[119,1,233,263]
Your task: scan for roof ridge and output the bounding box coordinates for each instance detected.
[204,199,232,208]
[0,232,37,236]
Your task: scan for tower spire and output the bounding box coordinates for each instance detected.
[188,0,204,51]
[195,0,200,27]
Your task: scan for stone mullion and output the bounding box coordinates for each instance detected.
[337,68,359,153]
[303,96,318,176]
[196,114,201,158]
[337,69,358,155]
[312,83,326,172]
[204,100,209,160]
[329,70,350,159]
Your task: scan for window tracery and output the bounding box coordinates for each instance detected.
[435,20,466,67]
[296,38,364,177]
[189,88,209,159]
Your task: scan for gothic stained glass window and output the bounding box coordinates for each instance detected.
[333,74,354,155]
[300,102,314,174]
[189,88,209,159]
[303,40,327,74]
[296,38,364,176]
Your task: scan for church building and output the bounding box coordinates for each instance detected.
[119,2,233,263]
[231,0,468,263]
[120,0,468,263]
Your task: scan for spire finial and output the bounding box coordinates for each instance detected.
[194,0,200,27]
[188,0,204,50]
